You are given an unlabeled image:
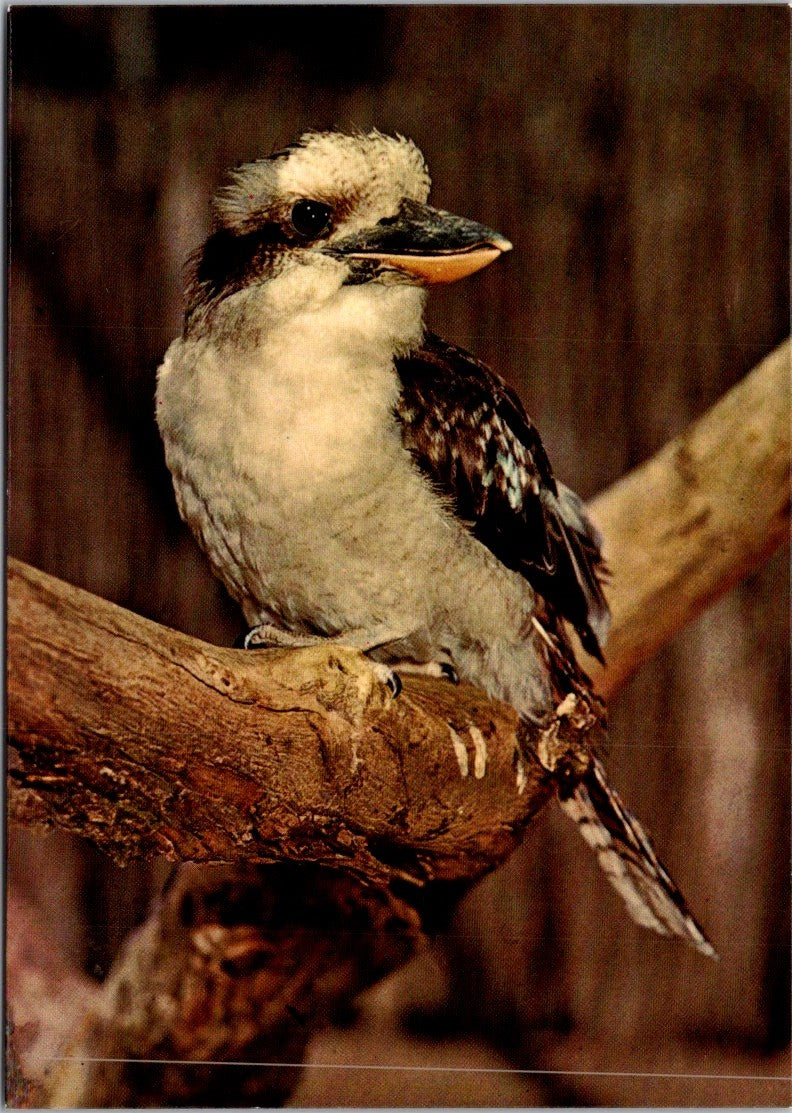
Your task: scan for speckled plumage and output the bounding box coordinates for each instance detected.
[155,130,715,957]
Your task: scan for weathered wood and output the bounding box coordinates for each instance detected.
[7,557,579,886]
[43,863,424,1108]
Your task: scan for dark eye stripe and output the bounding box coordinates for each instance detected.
[186,196,341,325]
[187,223,293,320]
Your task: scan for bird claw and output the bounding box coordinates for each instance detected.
[237,623,412,654]
[237,624,403,697]
[369,661,402,698]
[439,661,460,685]
[236,626,457,699]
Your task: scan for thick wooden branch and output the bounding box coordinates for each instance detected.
[8,556,587,884]
[42,863,424,1108]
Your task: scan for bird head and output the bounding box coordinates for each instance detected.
[188,131,512,324]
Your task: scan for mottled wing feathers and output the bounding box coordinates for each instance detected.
[559,755,717,956]
[394,336,714,956]
[395,333,610,659]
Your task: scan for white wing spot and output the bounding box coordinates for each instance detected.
[515,754,528,795]
[448,725,469,777]
[469,724,488,779]
[531,615,555,650]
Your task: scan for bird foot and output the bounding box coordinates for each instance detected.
[236,625,458,697]
[235,623,407,698]
[237,624,320,651]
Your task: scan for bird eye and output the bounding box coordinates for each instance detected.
[290,199,333,239]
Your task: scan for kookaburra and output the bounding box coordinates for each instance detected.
[156,130,715,956]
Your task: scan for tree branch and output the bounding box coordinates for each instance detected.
[7,554,588,884]
[42,863,424,1108]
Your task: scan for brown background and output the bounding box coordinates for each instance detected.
[7,5,790,1106]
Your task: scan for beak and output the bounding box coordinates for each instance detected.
[326,198,512,285]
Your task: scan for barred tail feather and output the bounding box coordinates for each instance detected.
[559,756,717,958]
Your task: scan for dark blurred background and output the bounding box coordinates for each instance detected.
[7,5,790,1106]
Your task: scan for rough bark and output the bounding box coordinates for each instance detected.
[7,555,588,885]
[42,863,424,1108]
